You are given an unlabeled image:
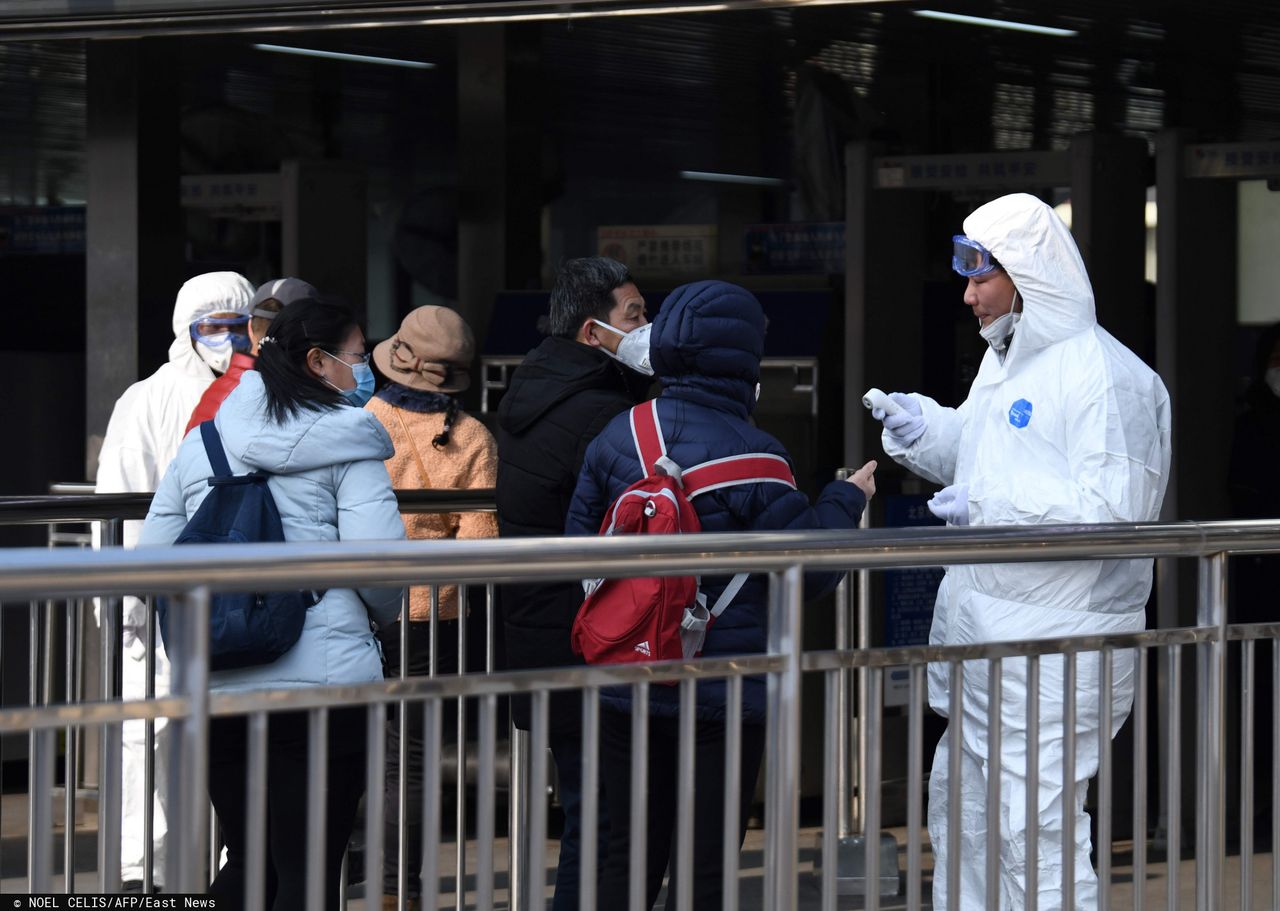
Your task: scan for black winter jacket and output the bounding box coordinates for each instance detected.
[496,335,647,731]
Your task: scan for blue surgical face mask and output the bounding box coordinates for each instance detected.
[321,349,375,407]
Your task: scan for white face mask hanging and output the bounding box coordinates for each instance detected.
[978,289,1022,355]
[1266,366,1280,399]
[591,320,654,376]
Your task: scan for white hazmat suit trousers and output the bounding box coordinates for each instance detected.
[119,625,170,885]
[926,606,1141,911]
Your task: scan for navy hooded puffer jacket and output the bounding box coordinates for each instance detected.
[565,280,867,723]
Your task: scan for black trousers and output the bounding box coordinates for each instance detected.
[207,708,366,911]
[596,707,766,911]
[379,619,460,898]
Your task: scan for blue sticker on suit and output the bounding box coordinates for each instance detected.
[1008,399,1033,428]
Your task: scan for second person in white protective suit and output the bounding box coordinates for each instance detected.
[871,194,1171,911]
[95,271,256,890]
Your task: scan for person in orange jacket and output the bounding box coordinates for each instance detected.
[364,305,498,911]
[184,277,317,434]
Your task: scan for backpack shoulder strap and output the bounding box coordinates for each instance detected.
[683,452,796,498]
[199,420,233,479]
[685,454,793,621]
[628,400,667,478]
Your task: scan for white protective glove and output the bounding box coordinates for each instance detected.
[927,484,969,526]
[872,392,926,447]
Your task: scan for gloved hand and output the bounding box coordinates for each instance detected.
[872,392,926,447]
[927,484,969,526]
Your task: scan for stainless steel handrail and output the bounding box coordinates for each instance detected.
[0,520,1278,599]
[0,488,497,523]
[9,623,1273,735]
[2,519,1276,906]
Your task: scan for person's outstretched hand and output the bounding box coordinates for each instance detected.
[927,483,969,526]
[872,393,926,447]
[846,460,877,500]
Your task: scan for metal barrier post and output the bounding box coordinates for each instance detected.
[833,467,853,841]
[64,597,82,893]
[98,517,123,893]
[855,509,871,834]
[509,722,529,911]
[27,599,45,887]
[527,692,550,911]
[166,586,210,894]
[144,597,157,893]
[819,500,897,897]
[455,586,468,911]
[397,593,410,911]
[363,704,387,911]
[476,694,497,911]
[29,715,55,891]
[1194,553,1227,911]
[764,566,803,911]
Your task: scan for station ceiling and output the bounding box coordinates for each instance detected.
[1,0,1277,206]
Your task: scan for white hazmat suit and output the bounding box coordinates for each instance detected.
[881,194,1171,910]
[95,271,255,886]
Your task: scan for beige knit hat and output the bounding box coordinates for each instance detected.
[373,305,475,394]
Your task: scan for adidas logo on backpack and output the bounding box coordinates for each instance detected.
[570,400,796,673]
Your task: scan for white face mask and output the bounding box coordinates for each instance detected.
[978,290,1021,354]
[1266,366,1280,399]
[194,334,234,374]
[591,320,654,376]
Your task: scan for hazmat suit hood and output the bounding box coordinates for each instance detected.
[167,271,255,374]
[963,193,1095,356]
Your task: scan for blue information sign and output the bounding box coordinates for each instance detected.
[882,494,944,648]
[743,222,845,274]
[0,206,85,255]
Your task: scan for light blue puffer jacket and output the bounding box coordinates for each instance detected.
[138,370,406,693]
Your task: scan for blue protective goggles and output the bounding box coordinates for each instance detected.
[190,315,251,350]
[952,235,1002,277]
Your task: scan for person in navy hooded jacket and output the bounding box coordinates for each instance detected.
[565,280,875,908]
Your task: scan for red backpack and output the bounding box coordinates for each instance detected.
[570,399,797,669]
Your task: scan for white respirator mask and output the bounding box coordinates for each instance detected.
[591,320,654,376]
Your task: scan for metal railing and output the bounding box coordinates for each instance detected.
[0,488,497,524]
[1,518,1278,909]
[0,488,499,899]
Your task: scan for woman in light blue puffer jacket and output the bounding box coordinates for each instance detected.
[140,297,405,911]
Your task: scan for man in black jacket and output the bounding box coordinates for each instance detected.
[496,257,650,911]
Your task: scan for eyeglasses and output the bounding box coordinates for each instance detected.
[952,234,1003,278]
[325,348,371,365]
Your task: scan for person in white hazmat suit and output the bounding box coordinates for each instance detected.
[95,271,255,889]
[871,194,1171,910]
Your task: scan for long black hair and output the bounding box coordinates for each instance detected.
[255,297,362,423]
[432,396,461,449]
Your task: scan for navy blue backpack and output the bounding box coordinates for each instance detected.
[158,421,320,670]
